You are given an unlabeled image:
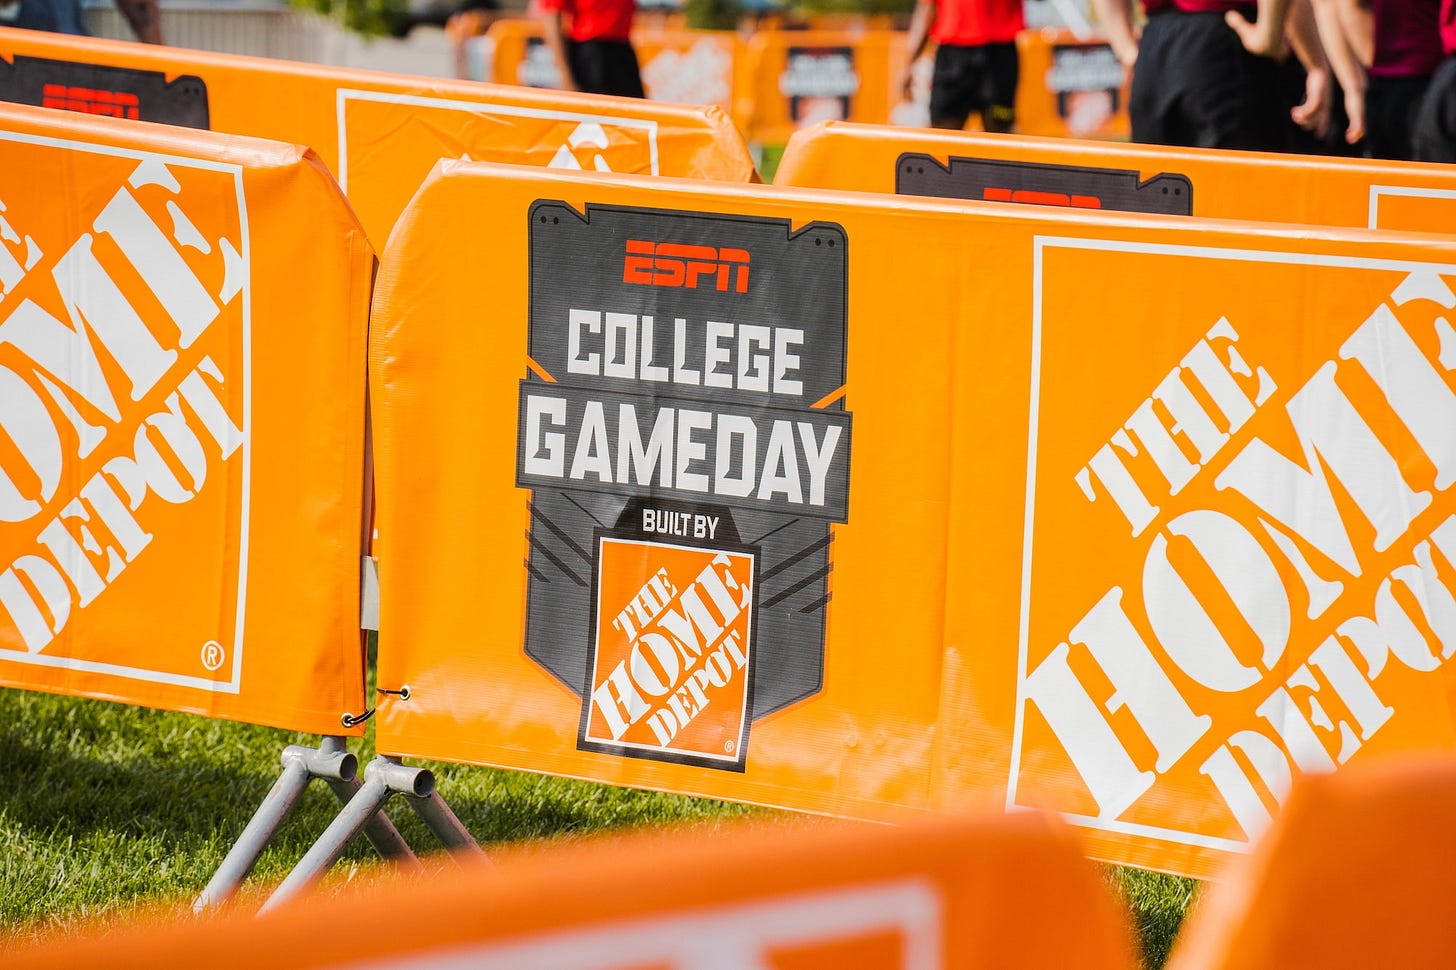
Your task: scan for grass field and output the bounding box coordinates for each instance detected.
[0,684,1197,965]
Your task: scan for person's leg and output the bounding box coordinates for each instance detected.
[977,41,1019,133]
[1129,13,1178,145]
[1413,57,1456,162]
[568,40,643,98]
[929,45,976,129]
[1366,74,1428,160]
[600,40,645,99]
[1173,13,1286,151]
[567,39,597,93]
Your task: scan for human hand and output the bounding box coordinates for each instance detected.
[1225,9,1288,60]
[1290,65,1332,139]
[1341,84,1366,144]
[1109,29,1140,70]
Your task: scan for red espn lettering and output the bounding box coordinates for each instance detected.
[42,83,140,120]
[623,239,750,293]
[983,187,1103,210]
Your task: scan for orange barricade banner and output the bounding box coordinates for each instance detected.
[370,161,1456,877]
[0,27,756,246]
[483,18,554,88]
[1167,755,1456,970]
[1014,30,1130,140]
[743,30,900,145]
[0,103,370,734]
[12,812,1134,969]
[774,121,1456,232]
[636,30,744,116]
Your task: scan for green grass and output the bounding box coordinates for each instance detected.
[0,686,1194,963]
[1110,866,1199,968]
[755,142,786,183]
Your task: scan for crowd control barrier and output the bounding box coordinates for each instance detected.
[1166,755,1456,969]
[473,24,1131,145]
[12,811,1135,970]
[774,121,1456,232]
[0,27,757,246]
[1014,30,1130,140]
[356,161,1456,881]
[743,30,903,145]
[0,101,435,905]
[0,101,367,740]
[483,21,745,119]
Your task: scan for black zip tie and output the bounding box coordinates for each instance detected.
[339,686,411,728]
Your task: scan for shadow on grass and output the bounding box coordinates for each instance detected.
[0,682,1194,970]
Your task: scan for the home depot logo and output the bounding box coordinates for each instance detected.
[582,537,756,765]
[1014,239,1456,859]
[623,239,750,293]
[0,137,247,690]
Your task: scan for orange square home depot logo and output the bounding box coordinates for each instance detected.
[581,534,757,769]
[0,134,248,692]
[1012,237,1456,857]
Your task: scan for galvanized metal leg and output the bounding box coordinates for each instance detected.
[259,756,434,914]
[194,737,357,912]
[324,773,422,867]
[406,788,484,857]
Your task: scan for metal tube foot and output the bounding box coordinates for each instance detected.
[259,756,434,913]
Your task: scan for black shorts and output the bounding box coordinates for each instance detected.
[1413,55,1456,163]
[1130,10,1287,151]
[568,39,645,99]
[1366,73,1432,161]
[929,42,1018,131]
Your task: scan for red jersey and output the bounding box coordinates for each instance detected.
[1371,0,1443,76]
[540,0,635,43]
[1142,0,1257,17]
[929,0,1024,46]
[1443,0,1456,54]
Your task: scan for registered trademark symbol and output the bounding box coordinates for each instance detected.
[200,640,225,672]
[723,739,735,753]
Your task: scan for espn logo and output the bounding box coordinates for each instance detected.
[983,187,1102,210]
[42,83,140,120]
[623,239,750,293]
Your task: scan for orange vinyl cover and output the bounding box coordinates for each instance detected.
[369,160,1456,877]
[775,121,1456,233]
[11,810,1135,970]
[1014,30,1131,140]
[0,101,370,735]
[0,26,757,246]
[1166,755,1456,970]
[742,31,902,145]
